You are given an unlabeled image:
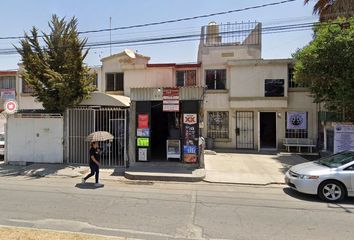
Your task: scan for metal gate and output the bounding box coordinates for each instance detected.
[236,111,254,149]
[66,107,128,167]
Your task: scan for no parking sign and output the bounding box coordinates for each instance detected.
[4,100,18,114]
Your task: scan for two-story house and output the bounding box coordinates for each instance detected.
[199,22,317,151]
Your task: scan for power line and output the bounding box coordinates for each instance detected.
[0,0,297,40]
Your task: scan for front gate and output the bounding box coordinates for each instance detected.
[236,111,254,149]
[66,107,128,167]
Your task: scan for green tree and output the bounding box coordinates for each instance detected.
[293,17,354,121]
[16,15,96,113]
[304,0,354,21]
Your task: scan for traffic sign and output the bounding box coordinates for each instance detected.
[4,100,18,114]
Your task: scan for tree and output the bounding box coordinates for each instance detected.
[304,0,354,21]
[293,17,354,121]
[16,15,96,113]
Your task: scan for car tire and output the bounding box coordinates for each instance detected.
[318,180,346,202]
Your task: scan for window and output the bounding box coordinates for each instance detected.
[288,65,308,88]
[285,112,308,138]
[0,76,16,89]
[106,73,124,91]
[264,79,284,97]
[205,69,226,90]
[176,70,196,87]
[22,78,34,93]
[207,111,229,138]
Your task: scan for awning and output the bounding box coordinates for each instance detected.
[80,92,130,107]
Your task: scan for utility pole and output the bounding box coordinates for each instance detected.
[109,17,112,56]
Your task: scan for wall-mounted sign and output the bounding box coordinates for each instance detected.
[163,88,179,112]
[4,100,18,114]
[0,89,15,100]
[184,153,197,163]
[183,114,197,125]
[137,137,149,147]
[183,145,197,154]
[287,112,307,130]
[334,124,354,154]
[137,128,149,137]
[138,114,149,129]
[138,148,148,161]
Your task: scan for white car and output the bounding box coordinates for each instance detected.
[285,151,354,202]
[0,132,4,157]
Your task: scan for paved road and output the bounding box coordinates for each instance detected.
[0,176,353,240]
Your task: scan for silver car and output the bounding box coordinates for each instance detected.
[285,151,354,202]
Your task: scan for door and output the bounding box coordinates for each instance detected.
[260,112,276,149]
[236,111,254,149]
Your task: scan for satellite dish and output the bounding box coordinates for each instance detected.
[124,49,136,59]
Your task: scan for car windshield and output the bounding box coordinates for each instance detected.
[316,151,354,168]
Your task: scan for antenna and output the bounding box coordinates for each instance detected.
[109,17,112,56]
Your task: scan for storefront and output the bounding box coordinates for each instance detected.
[129,87,204,165]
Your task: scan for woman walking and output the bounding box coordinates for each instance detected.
[82,142,103,187]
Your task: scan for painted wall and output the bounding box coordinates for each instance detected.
[6,116,63,164]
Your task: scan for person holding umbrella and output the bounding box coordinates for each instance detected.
[82,131,114,187]
[82,141,103,187]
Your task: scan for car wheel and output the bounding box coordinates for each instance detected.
[318,180,346,202]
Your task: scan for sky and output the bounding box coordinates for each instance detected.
[0,0,318,70]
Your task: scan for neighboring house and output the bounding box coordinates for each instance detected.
[198,22,317,151]
[0,70,17,111]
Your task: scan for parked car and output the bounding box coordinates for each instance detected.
[285,151,354,202]
[0,132,4,158]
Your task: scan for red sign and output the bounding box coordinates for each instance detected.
[4,100,18,114]
[183,114,197,125]
[138,114,149,129]
[163,88,179,112]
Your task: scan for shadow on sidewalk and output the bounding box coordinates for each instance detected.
[75,183,104,189]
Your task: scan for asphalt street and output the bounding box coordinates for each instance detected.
[0,176,353,240]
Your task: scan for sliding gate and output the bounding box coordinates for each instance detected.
[66,107,128,167]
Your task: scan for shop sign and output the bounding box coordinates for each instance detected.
[137,137,149,147]
[1,89,15,100]
[287,112,307,130]
[183,114,197,125]
[183,145,197,154]
[138,148,148,161]
[334,124,354,154]
[163,88,179,112]
[138,114,149,128]
[184,153,197,163]
[137,128,149,137]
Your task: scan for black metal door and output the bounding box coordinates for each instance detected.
[236,111,254,149]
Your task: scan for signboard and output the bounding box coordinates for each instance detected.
[183,114,197,125]
[137,128,149,137]
[4,100,18,114]
[287,112,307,130]
[183,145,197,154]
[1,89,15,100]
[184,154,197,163]
[138,148,148,161]
[334,124,354,154]
[138,114,149,129]
[137,137,149,147]
[163,88,179,112]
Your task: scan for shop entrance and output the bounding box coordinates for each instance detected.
[150,101,181,161]
[260,112,277,149]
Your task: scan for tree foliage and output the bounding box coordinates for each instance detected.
[304,0,354,22]
[293,17,354,121]
[16,15,96,113]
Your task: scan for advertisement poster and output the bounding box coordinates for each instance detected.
[0,89,15,100]
[138,148,148,161]
[183,114,197,125]
[137,128,149,137]
[184,154,197,163]
[334,124,354,154]
[137,137,149,147]
[287,112,307,130]
[163,88,179,112]
[183,145,197,154]
[138,114,149,129]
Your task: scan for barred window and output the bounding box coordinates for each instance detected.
[285,112,308,138]
[176,70,196,87]
[207,111,229,138]
[0,76,16,89]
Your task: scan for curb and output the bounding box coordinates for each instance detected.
[124,172,205,182]
[202,179,285,186]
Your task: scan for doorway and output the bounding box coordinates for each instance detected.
[260,112,276,149]
[236,111,254,149]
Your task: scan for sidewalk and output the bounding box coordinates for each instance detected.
[204,152,309,185]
